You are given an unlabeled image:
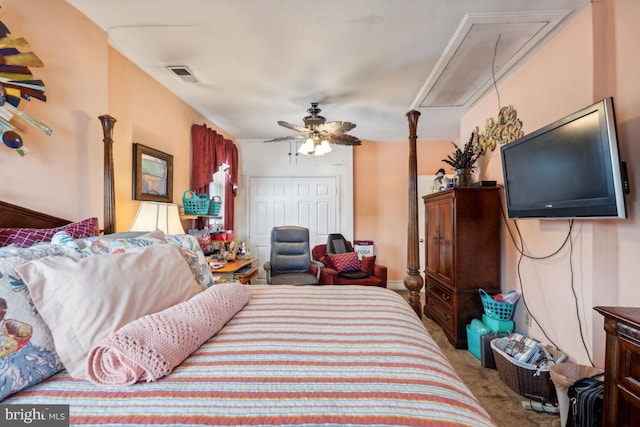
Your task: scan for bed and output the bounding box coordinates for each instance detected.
[0,113,496,426]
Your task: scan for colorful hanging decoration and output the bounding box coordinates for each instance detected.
[0,14,51,156]
[473,105,523,155]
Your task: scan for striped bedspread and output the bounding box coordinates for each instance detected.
[5,285,495,426]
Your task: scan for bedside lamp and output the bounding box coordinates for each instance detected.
[129,202,185,235]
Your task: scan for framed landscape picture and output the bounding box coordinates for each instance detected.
[133,143,173,202]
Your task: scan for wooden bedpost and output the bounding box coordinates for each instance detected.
[99,114,116,235]
[404,110,423,318]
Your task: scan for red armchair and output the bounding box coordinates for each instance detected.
[311,241,387,287]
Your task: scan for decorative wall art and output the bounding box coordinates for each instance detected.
[0,14,52,156]
[473,105,524,155]
[133,143,173,203]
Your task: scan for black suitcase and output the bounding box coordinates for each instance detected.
[566,372,604,427]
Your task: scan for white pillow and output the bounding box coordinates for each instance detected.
[15,244,202,380]
[79,234,215,290]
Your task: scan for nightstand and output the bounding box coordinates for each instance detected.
[210,258,258,284]
[594,306,640,427]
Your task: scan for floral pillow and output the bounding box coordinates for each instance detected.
[0,232,83,399]
[0,217,99,248]
[80,234,215,290]
[328,252,362,272]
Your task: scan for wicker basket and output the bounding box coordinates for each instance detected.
[208,196,222,216]
[182,191,210,215]
[480,288,516,320]
[490,337,560,404]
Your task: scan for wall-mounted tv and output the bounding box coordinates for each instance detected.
[500,97,627,219]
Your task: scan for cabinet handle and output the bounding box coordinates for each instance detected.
[442,293,450,301]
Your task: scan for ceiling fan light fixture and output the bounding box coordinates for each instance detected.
[316,139,332,155]
[298,138,315,154]
[266,103,360,152]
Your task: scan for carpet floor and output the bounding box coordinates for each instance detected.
[397,291,562,427]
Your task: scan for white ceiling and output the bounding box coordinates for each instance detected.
[66,0,590,143]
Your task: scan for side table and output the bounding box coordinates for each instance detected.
[594,306,640,427]
[209,258,258,284]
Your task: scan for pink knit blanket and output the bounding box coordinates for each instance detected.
[87,283,251,386]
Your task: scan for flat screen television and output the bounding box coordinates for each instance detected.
[500,97,627,219]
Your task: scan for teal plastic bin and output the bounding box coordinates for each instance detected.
[482,314,514,332]
[466,319,490,360]
[466,325,483,359]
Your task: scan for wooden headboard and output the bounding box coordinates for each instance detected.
[0,200,71,228]
[0,114,116,231]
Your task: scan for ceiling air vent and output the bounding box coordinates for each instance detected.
[166,65,198,83]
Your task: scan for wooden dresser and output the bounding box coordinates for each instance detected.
[422,187,501,349]
[594,306,640,427]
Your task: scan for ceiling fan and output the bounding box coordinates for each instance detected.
[265,102,361,155]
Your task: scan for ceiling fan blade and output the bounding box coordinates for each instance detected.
[278,120,309,133]
[329,134,361,146]
[319,121,356,135]
[273,105,360,148]
[264,134,306,143]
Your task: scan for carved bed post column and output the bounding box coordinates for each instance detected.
[99,115,116,235]
[404,110,423,317]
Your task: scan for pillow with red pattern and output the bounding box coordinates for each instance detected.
[320,254,335,270]
[361,255,376,276]
[328,252,361,272]
[0,217,99,248]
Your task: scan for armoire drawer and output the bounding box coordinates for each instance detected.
[425,288,454,334]
[426,279,453,309]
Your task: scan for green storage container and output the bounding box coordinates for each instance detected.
[466,324,484,360]
[482,314,514,332]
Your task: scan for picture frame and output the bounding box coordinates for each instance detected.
[133,143,173,202]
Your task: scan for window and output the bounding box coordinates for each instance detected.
[207,164,228,231]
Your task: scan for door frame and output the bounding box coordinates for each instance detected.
[235,139,354,283]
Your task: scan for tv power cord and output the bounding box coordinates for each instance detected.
[521,400,560,414]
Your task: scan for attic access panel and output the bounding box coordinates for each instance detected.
[414,11,570,109]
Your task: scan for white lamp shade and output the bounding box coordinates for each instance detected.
[298,138,315,154]
[315,140,332,155]
[129,202,185,235]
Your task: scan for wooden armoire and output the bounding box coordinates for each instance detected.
[422,187,501,348]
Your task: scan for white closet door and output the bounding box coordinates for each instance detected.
[249,176,337,280]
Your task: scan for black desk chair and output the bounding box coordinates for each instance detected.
[263,226,319,285]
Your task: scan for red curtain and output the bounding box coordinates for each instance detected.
[191,124,238,231]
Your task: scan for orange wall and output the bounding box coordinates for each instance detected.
[0,0,229,231]
[460,0,640,365]
[107,49,233,231]
[354,139,453,281]
[0,1,107,220]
